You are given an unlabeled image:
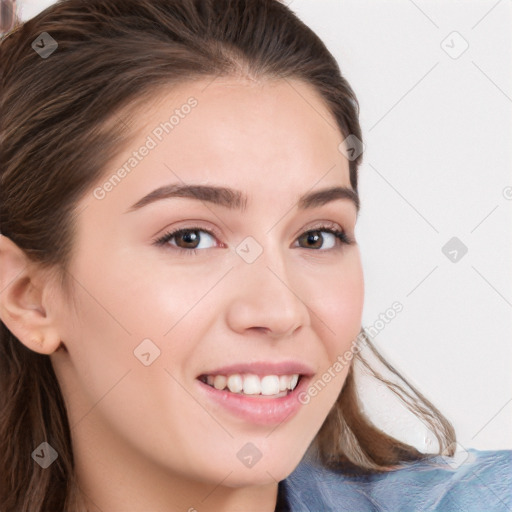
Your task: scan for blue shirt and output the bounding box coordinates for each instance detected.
[277,449,512,511]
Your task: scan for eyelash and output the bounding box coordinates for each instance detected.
[153,224,354,256]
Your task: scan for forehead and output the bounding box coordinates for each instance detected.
[86,77,353,214]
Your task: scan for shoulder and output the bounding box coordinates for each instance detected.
[281,449,512,511]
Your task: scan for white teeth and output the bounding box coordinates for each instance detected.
[203,373,300,395]
[260,375,280,395]
[243,374,261,395]
[226,374,243,393]
[213,375,227,390]
[289,374,299,390]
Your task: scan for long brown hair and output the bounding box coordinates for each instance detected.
[0,1,455,510]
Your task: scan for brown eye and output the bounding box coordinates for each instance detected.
[175,230,201,249]
[298,230,325,249]
[154,228,217,251]
[296,228,352,250]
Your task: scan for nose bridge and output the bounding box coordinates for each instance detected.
[226,235,310,337]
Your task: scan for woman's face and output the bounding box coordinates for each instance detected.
[50,77,364,502]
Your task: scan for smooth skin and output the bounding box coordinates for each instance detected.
[0,77,364,512]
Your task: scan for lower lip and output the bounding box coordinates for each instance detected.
[196,376,311,426]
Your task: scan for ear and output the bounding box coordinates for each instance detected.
[0,234,63,355]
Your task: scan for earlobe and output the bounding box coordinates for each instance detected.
[0,234,63,355]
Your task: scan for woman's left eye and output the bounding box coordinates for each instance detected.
[153,225,354,254]
[294,228,353,250]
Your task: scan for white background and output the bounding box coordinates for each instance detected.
[15,0,512,451]
[288,0,512,452]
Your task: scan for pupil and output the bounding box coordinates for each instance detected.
[181,230,199,247]
[307,231,321,248]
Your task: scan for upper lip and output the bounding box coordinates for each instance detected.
[197,361,316,378]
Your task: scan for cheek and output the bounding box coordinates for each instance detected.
[295,256,363,428]
[306,251,364,353]
[70,254,206,339]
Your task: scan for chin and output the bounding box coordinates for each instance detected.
[196,453,300,488]
[221,467,292,488]
[238,453,304,486]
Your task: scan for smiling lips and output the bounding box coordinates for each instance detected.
[196,364,314,425]
[196,360,315,398]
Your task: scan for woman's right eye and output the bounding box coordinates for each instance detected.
[154,228,218,253]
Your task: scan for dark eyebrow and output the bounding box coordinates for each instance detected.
[126,184,359,213]
[298,186,359,212]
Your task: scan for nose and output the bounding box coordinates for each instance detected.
[224,246,311,339]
